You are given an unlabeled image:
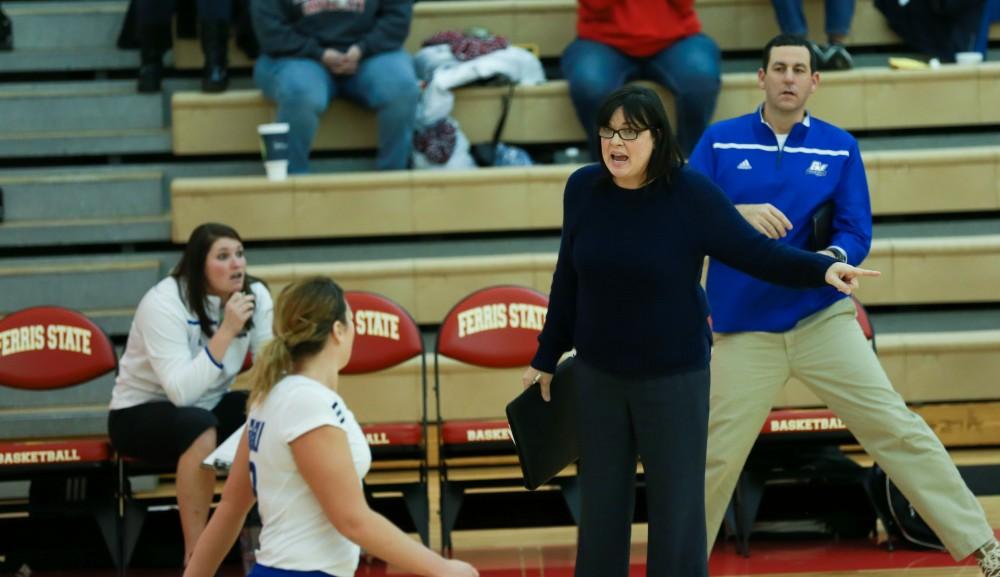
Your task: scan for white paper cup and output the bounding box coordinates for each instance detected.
[264,160,288,181]
[955,51,983,66]
[257,123,290,181]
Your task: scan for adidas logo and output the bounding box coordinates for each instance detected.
[806,160,828,176]
[737,159,752,170]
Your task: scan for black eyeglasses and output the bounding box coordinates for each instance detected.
[598,126,648,141]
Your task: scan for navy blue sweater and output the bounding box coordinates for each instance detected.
[531,164,836,377]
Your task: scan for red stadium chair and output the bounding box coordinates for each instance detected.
[0,307,124,569]
[434,285,578,550]
[343,290,430,544]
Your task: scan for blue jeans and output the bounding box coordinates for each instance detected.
[771,0,855,38]
[561,34,720,158]
[254,50,419,173]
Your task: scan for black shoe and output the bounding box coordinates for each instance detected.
[202,62,228,93]
[137,23,170,93]
[0,8,12,51]
[137,55,163,92]
[805,40,826,70]
[137,62,162,92]
[822,43,853,71]
[200,21,230,93]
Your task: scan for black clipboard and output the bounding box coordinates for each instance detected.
[505,356,579,490]
[810,201,834,251]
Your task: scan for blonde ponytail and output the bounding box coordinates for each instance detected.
[245,276,347,408]
[246,338,293,408]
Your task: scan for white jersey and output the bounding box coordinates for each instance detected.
[248,375,372,577]
[111,276,274,410]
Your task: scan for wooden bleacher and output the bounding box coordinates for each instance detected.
[172,0,1000,68]
[171,64,1000,154]
[239,238,1000,322]
[170,147,1000,241]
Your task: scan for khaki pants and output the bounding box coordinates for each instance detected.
[705,298,994,560]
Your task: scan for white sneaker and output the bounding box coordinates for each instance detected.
[980,540,1000,577]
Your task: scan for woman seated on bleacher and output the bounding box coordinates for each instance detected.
[249,0,420,173]
[107,222,273,567]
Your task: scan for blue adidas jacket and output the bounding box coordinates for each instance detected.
[688,108,872,333]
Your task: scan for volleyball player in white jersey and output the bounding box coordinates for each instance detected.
[183,276,478,577]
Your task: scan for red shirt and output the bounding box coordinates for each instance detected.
[576,0,701,57]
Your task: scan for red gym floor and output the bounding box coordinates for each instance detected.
[31,530,998,577]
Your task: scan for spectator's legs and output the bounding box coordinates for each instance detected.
[643,33,721,156]
[573,360,637,577]
[561,39,634,161]
[341,49,420,170]
[771,0,808,36]
[0,2,11,51]
[792,298,995,561]
[176,427,217,565]
[704,330,788,552]
[630,367,710,577]
[107,400,239,568]
[254,56,335,174]
[824,0,855,42]
[135,0,176,92]
[196,0,234,92]
[821,0,855,69]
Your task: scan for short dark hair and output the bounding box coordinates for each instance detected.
[594,85,684,185]
[172,222,257,338]
[762,34,818,73]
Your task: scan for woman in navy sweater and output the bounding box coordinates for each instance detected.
[521,85,878,577]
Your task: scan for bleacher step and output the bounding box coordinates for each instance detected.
[870,309,1000,334]
[0,127,171,158]
[171,65,1000,155]
[0,168,171,246]
[3,1,127,51]
[0,47,138,73]
[0,215,172,247]
[874,218,1000,239]
[0,80,163,134]
[0,169,164,221]
[0,259,160,313]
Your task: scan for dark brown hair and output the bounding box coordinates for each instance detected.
[171,222,258,338]
[595,85,684,186]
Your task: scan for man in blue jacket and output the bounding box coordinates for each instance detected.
[689,34,999,575]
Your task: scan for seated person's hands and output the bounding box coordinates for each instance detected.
[322,46,362,75]
[221,292,255,336]
[735,203,793,239]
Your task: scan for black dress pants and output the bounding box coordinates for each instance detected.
[573,359,710,577]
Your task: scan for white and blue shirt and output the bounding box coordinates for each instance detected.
[689,107,872,333]
[111,277,274,410]
[249,375,372,577]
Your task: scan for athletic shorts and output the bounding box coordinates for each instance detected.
[107,390,248,465]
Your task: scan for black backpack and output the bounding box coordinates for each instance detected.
[865,464,946,551]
